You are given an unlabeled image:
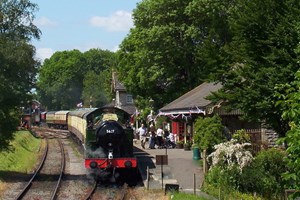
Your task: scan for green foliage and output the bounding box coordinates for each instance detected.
[205,165,242,193]
[232,129,251,143]
[275,71,300,194]
[118,0,213,110]
[0,0,41,41]
[83,49,116,73]
[37,50,86,110]
[155,115,168,129]
[0,131,41,172]
[171,192,208,200]
[209,0,300,137]
[117,0,300,139]
[0,0,40,150]
[239,148,287,199]
[205,148,287,199]
[281,127,300,195]
[0,109,19,151]
[203,183,264,200]
[193,115,225,153]
[37,48,115,110]
[82,71,108,108]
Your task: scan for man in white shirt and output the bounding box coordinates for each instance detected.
[138,123,147,149]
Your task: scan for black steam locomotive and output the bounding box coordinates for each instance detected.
[43,106,137,183]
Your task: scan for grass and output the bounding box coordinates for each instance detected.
[170,192,209,200]
[203,183,264,200]
[0,131,41,173]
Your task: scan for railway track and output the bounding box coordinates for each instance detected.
[32,126,70,139]
[83,183,138,200]
[10,126,141,200]
[82,181,97,200]
[15,138,65,200]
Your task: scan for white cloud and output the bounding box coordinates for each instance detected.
[89,10,133,32]
[34,17,57,27]
[111,45,120,52]
[36,48,55,62]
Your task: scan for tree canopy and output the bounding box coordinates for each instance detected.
[37,49,115,110]
[274,70,300,192]
[118,0,300,136]
[118,0,215,110]
[0,0,40,150]
[209,0,300,136]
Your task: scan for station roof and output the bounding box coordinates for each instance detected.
[159,82,222,115]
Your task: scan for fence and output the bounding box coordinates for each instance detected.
[233,128,262,154]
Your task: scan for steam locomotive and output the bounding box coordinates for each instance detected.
[43,106,137,183]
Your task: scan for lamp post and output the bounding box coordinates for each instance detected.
[89,96,92,108]
[149,98,154,109]
[148,98,154,124]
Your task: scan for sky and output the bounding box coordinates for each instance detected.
[31,0,141,61]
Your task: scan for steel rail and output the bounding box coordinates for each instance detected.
[82,181,97,200]
[15,138,49,200]
[50,139,65,200]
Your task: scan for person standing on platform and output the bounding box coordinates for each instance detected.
[138,123,147,149]
[148,124,156,149]
[156,126,164,148]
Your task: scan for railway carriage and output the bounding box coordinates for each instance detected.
[68,107,137,182]
[68,108,95,143]
[45,111,56,128]
[54,110,69,129]
[40,111,47,123]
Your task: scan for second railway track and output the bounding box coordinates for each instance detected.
[15,138,65,200]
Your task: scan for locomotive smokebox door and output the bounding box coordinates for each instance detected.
[96,120,125,150]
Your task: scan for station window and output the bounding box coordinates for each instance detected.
[126,95,133,104]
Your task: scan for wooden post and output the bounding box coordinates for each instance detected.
[146,166,149,190]
[193,173,196,195]
[203,149,208,175]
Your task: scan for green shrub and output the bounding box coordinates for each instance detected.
[205,148,287,199]
[239,148,287,199]
[203,183,263,200]
[205,165,241,191]
[232,129,251,143]
[194,115,226,153]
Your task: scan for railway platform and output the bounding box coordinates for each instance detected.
[133,142,215,199]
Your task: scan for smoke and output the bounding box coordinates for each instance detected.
[85,146,107,158]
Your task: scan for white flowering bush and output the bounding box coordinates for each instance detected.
[207,139,253,172]
[205,140,287,199]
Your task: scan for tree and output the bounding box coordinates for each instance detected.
[118,0,214,110]
[83,49,117,73]
[275,71,300,195]
[37,49,116,110]
[193,115,226,153]
[0,0,40,41]
[37,50,86,110]
[0,0,40,150]
[81,71,108,108]
[83,49,117,102]
[209,0,300,136]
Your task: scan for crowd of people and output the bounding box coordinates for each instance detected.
[136,123,176,149]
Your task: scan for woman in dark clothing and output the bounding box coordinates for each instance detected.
[149,130,156,149]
